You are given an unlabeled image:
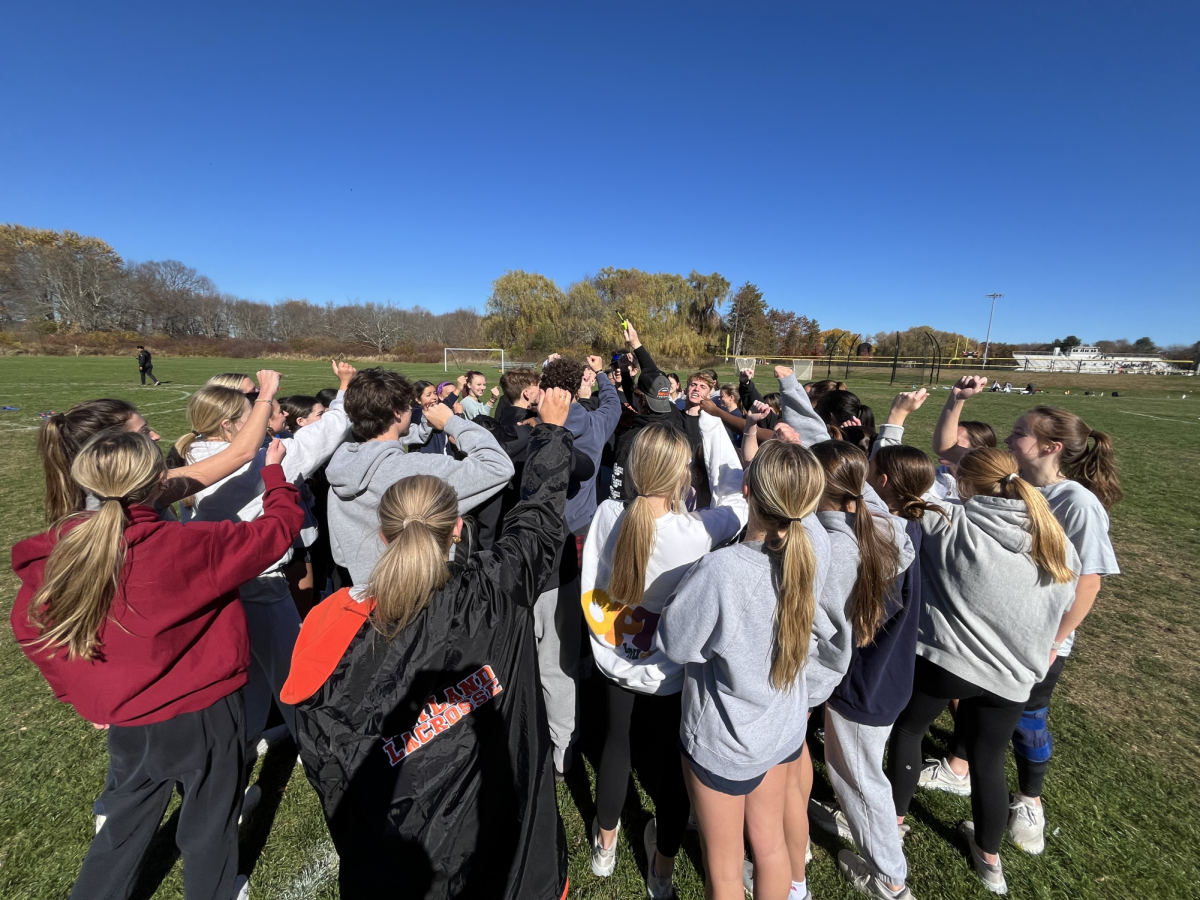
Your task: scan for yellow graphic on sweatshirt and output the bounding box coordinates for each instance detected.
[582,588,661,661]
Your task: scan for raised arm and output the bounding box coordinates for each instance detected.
[159,368,281,505]
[872,389,930,458]
[423,401,515,513]
[739,400,774,463]
[933,376,988,466]
[281,360,355,480]
[588,359,622,434]
[477,390,574,609]
[202,448,305,598]
[775,366,829,447]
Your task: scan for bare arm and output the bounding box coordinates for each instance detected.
[1054,574,1101,646]
[933,376,988,465]
[739,400,772,464]
[159,369,281,503]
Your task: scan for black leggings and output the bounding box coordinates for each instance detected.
[594,679,690,857]
[888,658,1023,854]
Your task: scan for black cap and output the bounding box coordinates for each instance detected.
[638,370,675,414]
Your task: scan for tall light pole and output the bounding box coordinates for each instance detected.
[983,293,1003,368]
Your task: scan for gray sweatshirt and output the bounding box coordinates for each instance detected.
[918,496,1079,702]
[777,373,915,706]
[659,533,831,781]
[326,416,514,585]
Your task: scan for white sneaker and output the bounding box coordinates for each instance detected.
[810,798,853,841]
[838,849,915,899]
[958,821,1007,894]
[94,814,106,834]
[643,818,675,899]
[232,874,250,900]
[239,784,261,825]
[918,757,971,796]
[590,817,619,877]
[1007,795,1046,854]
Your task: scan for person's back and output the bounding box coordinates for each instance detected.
[325,367,514,585]
[286,405,574,900]
[918,457,1079,701]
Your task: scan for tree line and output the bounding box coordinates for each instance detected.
[0,225,483,353]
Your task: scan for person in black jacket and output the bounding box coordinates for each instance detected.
[607,323,699,503]
[135,345,160,385]
[282,388,576,900]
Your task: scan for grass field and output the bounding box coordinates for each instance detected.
[2,355,1198,899]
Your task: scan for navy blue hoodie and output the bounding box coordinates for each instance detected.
[828,518,923,727]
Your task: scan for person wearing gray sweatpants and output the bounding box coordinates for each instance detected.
[824,709,908,887]
[533,572,582,774]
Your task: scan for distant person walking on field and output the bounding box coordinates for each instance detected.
[136,345,160,386]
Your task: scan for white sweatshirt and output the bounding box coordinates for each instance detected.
[181,391,351,580]
[581,410,749,695]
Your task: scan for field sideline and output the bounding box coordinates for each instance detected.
[1,356,1198,899]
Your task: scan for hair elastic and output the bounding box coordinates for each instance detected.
[95,495,127,503]
[1003,472,1019,483]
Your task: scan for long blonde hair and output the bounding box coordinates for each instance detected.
[607,425,693,606]
[174,386,251,460]
[957,448,1075,584]
[744,439,825,690]
[367,475,459,640]
[28,430,166,661]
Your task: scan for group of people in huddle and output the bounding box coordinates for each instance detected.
[11,320,1121,900]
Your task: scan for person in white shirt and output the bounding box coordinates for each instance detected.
[581,414,747,898]
[178,360,356,741]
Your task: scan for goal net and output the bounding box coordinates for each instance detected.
[734,357,814,380]
[444,348,507,372]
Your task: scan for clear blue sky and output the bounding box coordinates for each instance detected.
[2,2,1196,346]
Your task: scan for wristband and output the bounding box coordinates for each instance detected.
[254,398,274,405]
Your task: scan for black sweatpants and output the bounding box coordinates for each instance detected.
[594,678,690,858]
[73,691,246,900]
[139,365,156,385]
[887,658,1023,854]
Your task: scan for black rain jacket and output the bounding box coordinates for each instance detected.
[291,424,573,900]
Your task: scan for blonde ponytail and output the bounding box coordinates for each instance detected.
[957,448,1074,585]
[367,475,459,640]
[29,431,166,660]
[607,424,692,606]
[744,439,825,690]
[175,386,250,461]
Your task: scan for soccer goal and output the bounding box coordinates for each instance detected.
[444,347,507,372]
[792,359,814,380]
[734,357,814,380]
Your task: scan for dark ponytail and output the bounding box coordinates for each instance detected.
[872,445,948,521]
[812,441,901,646]
[38,399,139,523]
[1027,407,1123,511]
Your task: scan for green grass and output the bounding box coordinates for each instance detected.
[1,356,1198,898]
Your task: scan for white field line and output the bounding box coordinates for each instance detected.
[275,839,338,899]
[1114,410,1200,424]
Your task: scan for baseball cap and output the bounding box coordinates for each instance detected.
[639,370,675,414]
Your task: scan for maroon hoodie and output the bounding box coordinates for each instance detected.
[10,465,303,727]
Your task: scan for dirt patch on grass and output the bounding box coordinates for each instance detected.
[1060,531,1200,777]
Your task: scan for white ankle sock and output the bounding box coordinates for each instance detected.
[790,879,807,898]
